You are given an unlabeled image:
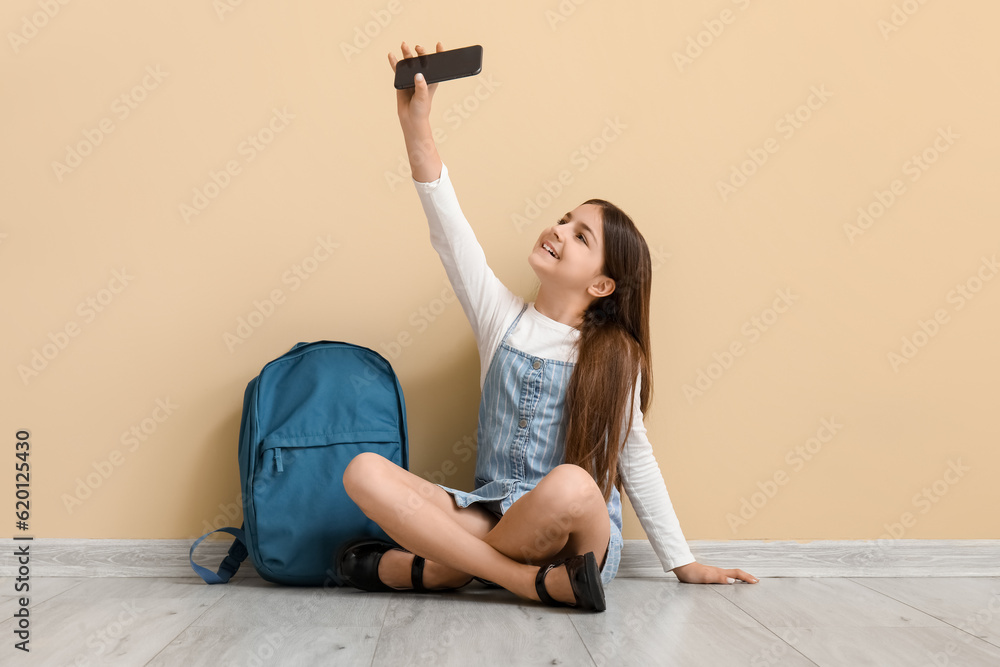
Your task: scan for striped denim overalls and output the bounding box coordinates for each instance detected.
[436,303,624,586]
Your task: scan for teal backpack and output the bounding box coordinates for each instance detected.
[189,341,408,585]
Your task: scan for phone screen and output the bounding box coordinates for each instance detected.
[394,45,483,89]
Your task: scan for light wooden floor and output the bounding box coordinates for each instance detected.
[2,574,1000,666]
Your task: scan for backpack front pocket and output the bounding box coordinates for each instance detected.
[250,433,402,584]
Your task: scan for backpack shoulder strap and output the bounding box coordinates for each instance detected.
[189,523,248,584]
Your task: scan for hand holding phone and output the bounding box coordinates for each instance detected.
[389,41,450,128]
[393,44,483,89]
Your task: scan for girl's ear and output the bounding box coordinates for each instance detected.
[588,276,616,298]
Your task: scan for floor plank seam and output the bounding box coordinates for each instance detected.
[143,589,229,666]
[9,538,1000,578]
[845,577,1000,651]
[566,610,599,667]
[7,575,1000,664]
[367,593,392,667]
[705,583,820,667]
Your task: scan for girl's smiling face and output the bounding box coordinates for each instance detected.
[528,203,611,296]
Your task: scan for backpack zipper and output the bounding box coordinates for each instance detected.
[273,447,284,473]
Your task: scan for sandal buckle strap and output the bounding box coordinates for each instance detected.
[534,562,566,607]
[411,554,426,592]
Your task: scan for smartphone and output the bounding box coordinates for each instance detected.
[394,45,483,90]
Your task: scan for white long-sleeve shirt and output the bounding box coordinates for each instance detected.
[411,161,697,573]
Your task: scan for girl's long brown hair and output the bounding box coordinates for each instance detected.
[563,199,653,502]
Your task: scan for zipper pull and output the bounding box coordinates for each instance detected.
[274,447,284,473]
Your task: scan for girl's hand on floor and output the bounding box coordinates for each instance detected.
[672,561,759,584]
[388,41,444,130]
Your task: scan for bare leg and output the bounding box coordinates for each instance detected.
[342,453,611,604]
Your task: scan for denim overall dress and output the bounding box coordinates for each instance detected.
[436,303,624,586]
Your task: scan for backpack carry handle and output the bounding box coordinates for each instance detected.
[189,523,249,584]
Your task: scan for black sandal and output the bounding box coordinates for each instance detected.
[335,537,470,593]
[535,551,606,612]
[410,553,471,592]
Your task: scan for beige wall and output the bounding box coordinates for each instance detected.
[2,1,997,544]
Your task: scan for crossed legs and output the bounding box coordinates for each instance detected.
[341,452,611,604]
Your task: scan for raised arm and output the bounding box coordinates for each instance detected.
[388,41,444,183]
[387,41,521,372]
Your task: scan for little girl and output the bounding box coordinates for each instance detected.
[337,41,758,611]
